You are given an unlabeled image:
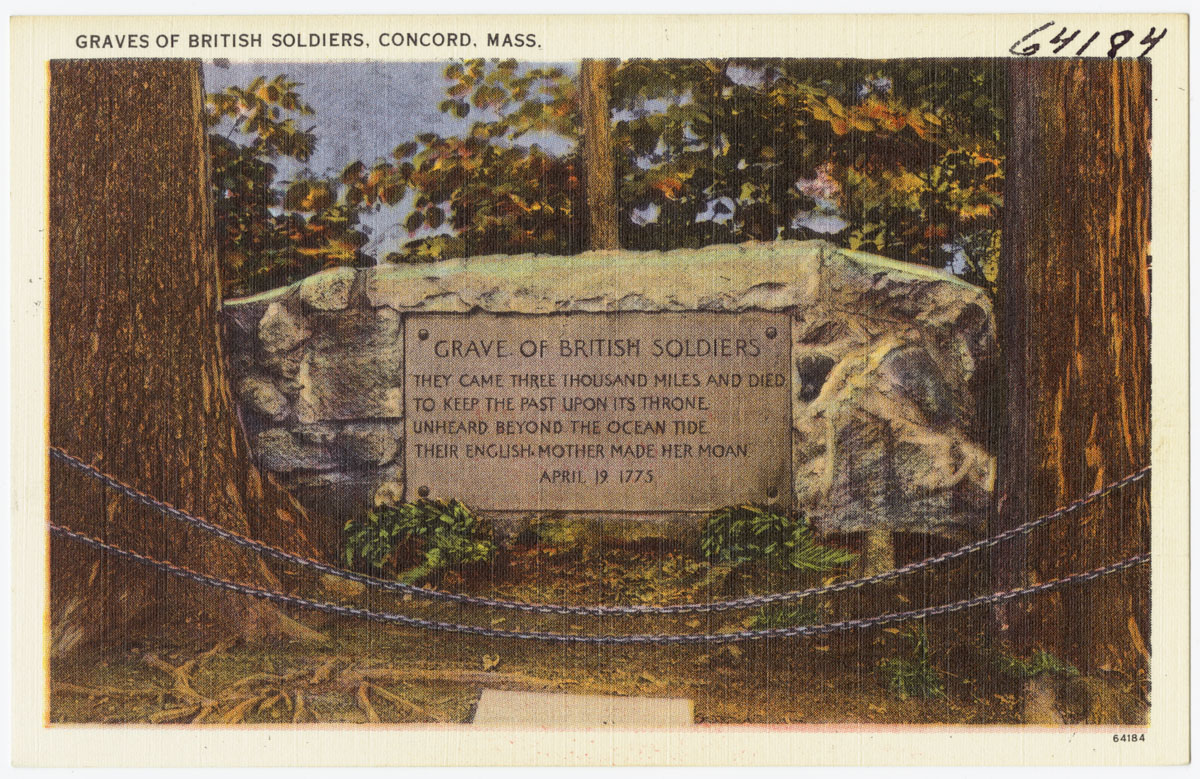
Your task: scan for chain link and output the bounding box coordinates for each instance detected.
[48,522,1149,645]
[49,446,1149,616]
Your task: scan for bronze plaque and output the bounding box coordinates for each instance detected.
[404,312,791,513]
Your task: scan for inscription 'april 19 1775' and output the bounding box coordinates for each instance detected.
[404,312,791,513]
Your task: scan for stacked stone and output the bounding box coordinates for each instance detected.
[223,267,404,517]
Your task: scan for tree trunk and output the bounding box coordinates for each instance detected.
[579,58,619,250]
[48,59,325,655]
[996,59,1151,685]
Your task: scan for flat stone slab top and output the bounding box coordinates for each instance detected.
[471,689,694,728]
[228,239,985,319]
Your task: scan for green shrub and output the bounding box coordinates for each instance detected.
[879,624,945,700]
[748,603,825,629]
[699,504,857,572]
[994,649,1079,679]
[343,498,495,584]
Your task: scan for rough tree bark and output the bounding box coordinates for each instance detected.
[48,59,326,655]
[579,58,619,250]
[997,58,1151,718]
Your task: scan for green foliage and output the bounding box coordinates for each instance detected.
[612,59,1004,289]
[879,624,946,700]
[993,649,1080,680]
[212,61,1005,294]
[342,499,495,584]
[748,603,824,629]
[393,135,582,260]
[206,75,374,297]
[352,60,585,262]
[377,58,1003,292]
[699,505,856,572]
[206,75,316,159]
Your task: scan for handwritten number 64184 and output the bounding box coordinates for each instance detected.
[1010,22,1167,58]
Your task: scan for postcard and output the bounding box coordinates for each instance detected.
[9,12,1189,766]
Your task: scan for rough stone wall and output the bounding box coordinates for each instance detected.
[221,240,996,539]
[788,251,996,538]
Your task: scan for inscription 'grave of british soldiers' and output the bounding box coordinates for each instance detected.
[404,312,791,512]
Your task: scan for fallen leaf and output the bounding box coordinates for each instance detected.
[481,654,500,671]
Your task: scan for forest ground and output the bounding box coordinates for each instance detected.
[49,534,1122,726]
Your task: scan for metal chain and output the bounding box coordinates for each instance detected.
[48,446,1149,616]
[48,522,1149,645]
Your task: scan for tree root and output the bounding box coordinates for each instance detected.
[143,653,217,709]
[363,682,446,722]
[104,645,553,724]
[356,684,381,723]
[244,602,332,646]
[221,695,264,724]
[192,703,216,723]
[310,656,344,683]
[148,704,201,724]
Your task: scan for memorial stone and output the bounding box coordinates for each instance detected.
[222,240,996,540]
[404,312,791,512]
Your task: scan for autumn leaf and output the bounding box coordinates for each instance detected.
[652,178,685,199]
